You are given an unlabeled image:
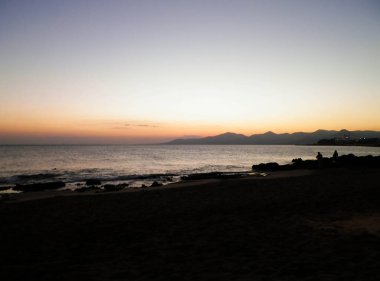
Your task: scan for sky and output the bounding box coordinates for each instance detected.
[1,0,379,144]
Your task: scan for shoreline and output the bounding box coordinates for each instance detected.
[2,152,379,203]
[1,167,380,280]
[1,169,315,203]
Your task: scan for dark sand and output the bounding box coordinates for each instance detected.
[1,168,380,280]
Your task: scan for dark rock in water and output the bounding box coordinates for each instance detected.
[253,160,318,171]
[291,159,318,169]
[252,154,380,172]
[14,181,65,192]
[182,172,244,181]
[0,194,11,202]
[336,154,380,168]
[252,162,281,171]
[217,173,245,179]
[86,179,101,186]
[253,158,326,171]
[17,173,60,181]
[150,181,163,187]
[181,172,221,181]
[103,183,128,192]
[0,186,12,192]
[76,184,101,192]
[141,184,147,188]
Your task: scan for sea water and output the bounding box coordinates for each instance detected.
[1,145,379,189]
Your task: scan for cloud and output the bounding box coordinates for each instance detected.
[136,124,159,128]
[111,121,161,130]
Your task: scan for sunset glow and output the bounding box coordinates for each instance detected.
[1,0,379,144]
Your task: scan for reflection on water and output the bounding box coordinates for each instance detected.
[0,145,379,187]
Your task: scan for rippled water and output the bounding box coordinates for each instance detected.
[1,145,379,188]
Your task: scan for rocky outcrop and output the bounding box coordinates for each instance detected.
[252,154,380,172]
[86,179,102,186]
[14,181,65,192]
[103,183,129,192]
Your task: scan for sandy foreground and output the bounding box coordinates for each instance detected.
[1,168,380,280]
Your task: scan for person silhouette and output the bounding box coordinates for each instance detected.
[333,150,338,160]
[316,152,323,169]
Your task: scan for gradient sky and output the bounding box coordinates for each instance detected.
[1,0,380,144]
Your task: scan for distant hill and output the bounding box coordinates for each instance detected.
[167,132,248,145]
[165,130,380,145]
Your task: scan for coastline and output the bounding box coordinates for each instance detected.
[2,152,379,199]
[1,167,380,280]
[1,169,314,203]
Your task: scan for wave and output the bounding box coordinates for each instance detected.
[0,167,252,191]
[14,173,62,181]
[0,173,62,185]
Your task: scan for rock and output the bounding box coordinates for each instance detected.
[75,184,101,192]
[182,172,221,180]
[252,154,380,172]
[0,194,11,202]
[17,173,60,181]
[252,162,280,171]
[86,179,101,186]
[291,159,318,169]
[75,187,87,192]
[150,181,163,187]
[103,183,128,192]
[13,181,65,192]
[0,186,12,192]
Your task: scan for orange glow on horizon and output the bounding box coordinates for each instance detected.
[2,114,380,144]
[1,99,380,144]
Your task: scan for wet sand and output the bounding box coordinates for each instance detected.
[1,168,380,280]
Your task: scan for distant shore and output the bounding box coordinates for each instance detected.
[1,167,380,280]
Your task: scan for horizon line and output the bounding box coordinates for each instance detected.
[1,128,379,145]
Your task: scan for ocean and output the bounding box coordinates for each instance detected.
[1,145,379,190]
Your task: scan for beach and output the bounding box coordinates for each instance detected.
[1,168,380,280]
[2,0,380,280]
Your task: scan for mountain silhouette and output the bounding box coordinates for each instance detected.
[165,129,380,145]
